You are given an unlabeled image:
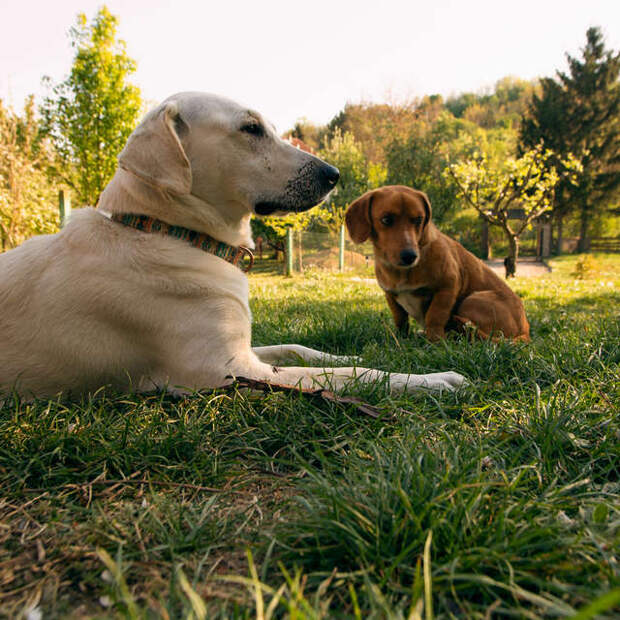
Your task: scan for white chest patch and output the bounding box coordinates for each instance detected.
[396,292,427,326]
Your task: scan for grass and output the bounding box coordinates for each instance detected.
[1,253,619,618]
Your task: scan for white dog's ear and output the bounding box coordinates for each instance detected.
[118,101,192,195]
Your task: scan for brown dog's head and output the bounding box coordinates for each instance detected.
[345,185,433,268]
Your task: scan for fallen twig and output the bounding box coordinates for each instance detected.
[228,376,396,421]
[23,478,245,495]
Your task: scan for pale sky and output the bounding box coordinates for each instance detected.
[1,0,619,132]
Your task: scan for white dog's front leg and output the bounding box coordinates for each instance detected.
[252,344,361,366]
[234,357,466,394]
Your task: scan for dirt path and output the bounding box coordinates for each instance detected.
[351,258,552,284]
[485,258,552,278]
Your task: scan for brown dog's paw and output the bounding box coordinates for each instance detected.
[425,326,445,342]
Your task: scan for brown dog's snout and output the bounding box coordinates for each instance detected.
[399,248,418,266]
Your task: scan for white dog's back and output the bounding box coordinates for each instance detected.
[0,208,251,398]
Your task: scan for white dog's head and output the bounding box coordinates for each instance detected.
[117,93,339,228]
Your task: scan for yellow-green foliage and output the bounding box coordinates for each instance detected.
[0,98,58,250]
[314,130,385,236]
[571,254,602,280]
[40,6,142,207]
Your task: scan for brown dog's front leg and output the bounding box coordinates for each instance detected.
[385,292,409,336]
[424,288,458,341]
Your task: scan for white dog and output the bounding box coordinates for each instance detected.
[0,92,466,399]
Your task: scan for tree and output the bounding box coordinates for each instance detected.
[325,101,418,164]
[0,97,58,250]
[386,110,519,227]
[261,209,316,269]
[447,145,581,274]
[41,6,142,206]
[314,129,386,236]
[519,78,573,250]
[386,112,475,224]
[446,77,537,129]
[520,27,620,252]
[283,118,324,152]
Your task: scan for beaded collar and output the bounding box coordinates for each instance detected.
[110,213,254,272]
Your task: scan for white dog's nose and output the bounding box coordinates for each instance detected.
[321,164,340,187]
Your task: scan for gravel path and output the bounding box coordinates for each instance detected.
[351,258,552,284]
[485,258,552,278]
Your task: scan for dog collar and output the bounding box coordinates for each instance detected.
[110,213,254,272]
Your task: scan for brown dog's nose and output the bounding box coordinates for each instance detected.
[400,249,418,266]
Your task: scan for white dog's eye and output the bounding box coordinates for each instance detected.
[240,121,264,137]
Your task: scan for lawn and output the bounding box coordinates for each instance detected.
[1,254,619,619]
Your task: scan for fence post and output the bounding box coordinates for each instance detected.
[59,190,71,228]
[286,227,294,276]
[339,224,345,272]
[297,229,303,273]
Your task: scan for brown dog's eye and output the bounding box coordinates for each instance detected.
[240,121,264,137]
[380,214,395,227]
[410,216,423,226]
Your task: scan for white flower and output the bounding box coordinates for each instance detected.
[25,607,43,620]
[99,595,112,608]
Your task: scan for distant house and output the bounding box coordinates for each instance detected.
[282,136,316,155]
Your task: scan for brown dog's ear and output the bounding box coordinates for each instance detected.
[417,190,432,229]
[345,191,374,243]
[118,101,192,195]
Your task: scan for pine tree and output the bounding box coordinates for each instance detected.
[520,27,620,252]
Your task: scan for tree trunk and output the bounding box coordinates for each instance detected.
[555,214,564,255]
[504,232,519,278]
[480,216,490,259]
[577,205,589,253]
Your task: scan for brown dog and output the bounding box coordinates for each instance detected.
[345,185,530,342]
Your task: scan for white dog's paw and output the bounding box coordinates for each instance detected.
[427,371,469,391]
[389,371,468,393]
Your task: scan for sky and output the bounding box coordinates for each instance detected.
[1,0,619,132]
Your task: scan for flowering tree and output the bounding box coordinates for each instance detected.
[446,145,581,273]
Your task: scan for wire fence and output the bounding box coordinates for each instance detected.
[274,224,543,275]
[285,228,375,273]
